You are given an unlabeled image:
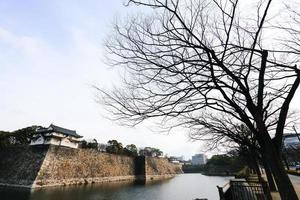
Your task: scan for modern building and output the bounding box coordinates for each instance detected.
[30,124,82,149]
[191,153,207,165]
[283,134,300,149]
[282,134,300,165]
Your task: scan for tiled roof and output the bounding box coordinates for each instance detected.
[37,124,82,138]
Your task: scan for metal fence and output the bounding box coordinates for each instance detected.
[229,179,272,200]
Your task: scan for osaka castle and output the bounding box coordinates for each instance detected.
[30,124,83,149]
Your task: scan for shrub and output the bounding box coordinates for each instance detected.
[235,166,250,179]
[287,169,300,176]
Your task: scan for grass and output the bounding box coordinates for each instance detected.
[287,169,300,176]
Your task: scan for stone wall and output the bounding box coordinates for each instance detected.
[33,145,136,187]
[145,157,183,181]
[0,145,48,187]
[0,145,181,188]
[146,157,183,175]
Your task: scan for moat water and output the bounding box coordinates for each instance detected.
[0,174,231,200]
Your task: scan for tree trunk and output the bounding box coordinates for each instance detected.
[282,153,290,170]
[261,158,277,191]
[252,156,262,179]
[263,145,298,200]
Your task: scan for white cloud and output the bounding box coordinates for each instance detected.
[0,23,203,160]
[0,27,47,57]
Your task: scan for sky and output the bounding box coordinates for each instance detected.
[0,0,205,160]
[1,0,300,160]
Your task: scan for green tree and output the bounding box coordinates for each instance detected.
[207,154,233,166]
[0,131,12,149]
[139,147,163,157]
[204,152,245,175]
[106,140,124,154]
[0,125,42,149]
[124,144,138,156]
[13,126,42,144]
[81,139,98,149]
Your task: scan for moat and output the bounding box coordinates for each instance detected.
[0,174,231,200]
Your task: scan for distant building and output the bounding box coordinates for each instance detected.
[282,134,300,165]
[85,138,98,144]
[97,143,108,152]
[283,134,300,149]
[191,154,207,165]
[169,156,184,162]
[171,160,180,164]
[182,160,192,165]
[30,124,82,149]
[169,156,185,165]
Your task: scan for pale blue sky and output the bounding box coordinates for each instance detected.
[0,0,204,159]
[1,0,299,159]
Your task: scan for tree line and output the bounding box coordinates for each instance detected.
[82,139,163,157]
[0,126,42,149]
[0,126,163,158]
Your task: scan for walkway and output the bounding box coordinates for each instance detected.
[271,174,300,199]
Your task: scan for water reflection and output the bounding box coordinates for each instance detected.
[0,174,232,200]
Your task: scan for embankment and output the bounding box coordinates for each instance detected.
[0,145,181,188]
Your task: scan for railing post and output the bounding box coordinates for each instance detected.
[261,181,272,200]
[217,186,225,200]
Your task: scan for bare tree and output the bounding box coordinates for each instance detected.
[99,0,300,199]
[188,116,278,191]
